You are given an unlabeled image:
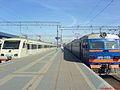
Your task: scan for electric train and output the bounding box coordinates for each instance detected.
[0,38,55,60]
[66,32,120,75]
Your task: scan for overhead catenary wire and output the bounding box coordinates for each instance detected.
[85,0,103,21]
[0,3,25,36]
[0,4,21,34]
[86,0,114,25]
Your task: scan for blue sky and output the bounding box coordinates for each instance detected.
[0,0,120,42]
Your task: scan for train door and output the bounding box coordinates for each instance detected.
[21,42,27,57]
[81,40,88,59]
[81,41,84,59]
[79,42,82,59]
[82,40,89,63]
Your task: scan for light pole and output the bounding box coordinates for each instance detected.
[56,25,59,48]
[37,35,41,41]
[61,29,63,46]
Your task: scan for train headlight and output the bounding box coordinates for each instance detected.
[1,54,4,56]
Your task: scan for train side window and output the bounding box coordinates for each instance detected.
[27,44,30,49]
[38,45,42,49]
[32,44,37,49]
[44,45,48,48]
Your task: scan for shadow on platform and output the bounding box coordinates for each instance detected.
[63,48,81,63]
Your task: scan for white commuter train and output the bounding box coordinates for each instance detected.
[0,38,56,60]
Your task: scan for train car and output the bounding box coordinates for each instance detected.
[66,32,120,75]
[0,38,55,60]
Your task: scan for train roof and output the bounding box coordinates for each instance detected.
[66,33,120,45]
[80,33,119,39]
[2,37,55,46]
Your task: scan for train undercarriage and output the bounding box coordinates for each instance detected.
[91,64,120,75]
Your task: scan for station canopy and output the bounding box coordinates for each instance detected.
[0,32,18,38]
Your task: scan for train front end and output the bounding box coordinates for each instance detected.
[0,39,21,60]
[88,33,120,75]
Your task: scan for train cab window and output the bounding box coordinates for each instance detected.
[91,42,104,49]
[3,40,20,49]
[105,41,119,49]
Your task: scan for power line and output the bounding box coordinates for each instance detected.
[0,3,24,33]
[0,4,21,31]
[86,0,114,25]
[85,0,103,21]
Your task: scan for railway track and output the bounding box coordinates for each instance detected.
[100,75,120,89]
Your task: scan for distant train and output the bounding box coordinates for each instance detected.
[0,38,56,60]
[65,32,120,75]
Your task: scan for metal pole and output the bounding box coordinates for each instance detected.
[57,25,59,48]
[61,29,63,46]
[100,27,101,33]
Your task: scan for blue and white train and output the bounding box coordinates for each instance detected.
[66,32,120,74]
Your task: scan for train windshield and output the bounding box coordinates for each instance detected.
[3,40,20,49]
[91,42,104,49]
[90,40,120,49]
[105,41,119,49]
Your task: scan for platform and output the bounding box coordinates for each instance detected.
[0,48,113,90]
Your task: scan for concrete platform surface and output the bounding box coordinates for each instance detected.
[0,49,113,90]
